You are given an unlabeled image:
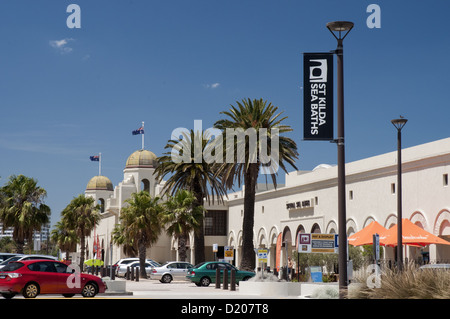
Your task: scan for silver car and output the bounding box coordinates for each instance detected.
[116,259,160,277]
[150,261,194,283]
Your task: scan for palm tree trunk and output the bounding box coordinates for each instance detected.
[138,238,147,278]
[178,234,187,262]
[240,163,259,271]
[79,235,85,272]
[193,184,205,264]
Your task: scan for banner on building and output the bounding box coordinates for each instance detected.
[303,53,334,140]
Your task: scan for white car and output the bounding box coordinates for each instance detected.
[149,261,194,283]
[115,258,160,277]
[0,254,57,270]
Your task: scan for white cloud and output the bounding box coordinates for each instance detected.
[49,38,74,54]
[204,82,220,89]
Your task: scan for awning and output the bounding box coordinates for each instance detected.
[379,219,450,247]
[348,221,387,246]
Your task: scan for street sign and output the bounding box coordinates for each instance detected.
[224,246,234,261]
[298,233,338,253]
[257,249,268,263]
[212,244,218,253]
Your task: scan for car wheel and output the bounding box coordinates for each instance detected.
[200,277,211,287]
[161,274,172,283]
[23,282,39,298]
[1,293,16,299]
[81,282,98,297]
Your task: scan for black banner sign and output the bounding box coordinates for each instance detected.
[303,53,334,140]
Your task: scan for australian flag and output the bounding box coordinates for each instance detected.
[90,155,100,161]
[132,126,144,135]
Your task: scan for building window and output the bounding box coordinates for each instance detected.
[262,206,265,214]
[444,174,448,187]
[391,183,396,194]
[204,210,227,236]
[98,198,105,213]
[349,190,354,200]
[315,197,319,206]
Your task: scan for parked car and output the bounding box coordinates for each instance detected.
[0,254,58,270]
[0,259,107,299]
[419,263,450,270]
[0,253,22,263]
[150,261,194,283]
[186,261,255,287]
[115,258,160,277]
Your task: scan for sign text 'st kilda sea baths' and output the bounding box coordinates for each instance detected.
[303,53,334,140]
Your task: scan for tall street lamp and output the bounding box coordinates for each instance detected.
[391,117,407,270]
[327,21,354,297]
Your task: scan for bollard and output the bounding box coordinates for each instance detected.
[130,267,135,281]
[215,268,221,288]
[126,266,130,280]
[223,269,228,290]
[135,267,139,282]
[230,269,236,291]
[111,266,115,280]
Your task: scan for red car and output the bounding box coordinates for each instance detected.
[0,259,107,299]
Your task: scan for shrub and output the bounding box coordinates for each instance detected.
[349,263,450,299]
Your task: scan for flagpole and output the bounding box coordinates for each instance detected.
[99,152,102,176]
[142,121,145,150]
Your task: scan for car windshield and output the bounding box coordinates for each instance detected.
[1,262,24,272]
[0,256,21,266]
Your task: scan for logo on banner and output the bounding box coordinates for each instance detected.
[303,53,334,141]
[309,59,328,82]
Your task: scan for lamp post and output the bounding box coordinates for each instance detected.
[327,21,354,297]
[391,117,407,270]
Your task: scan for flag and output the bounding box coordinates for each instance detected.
[132,126,144,135]
[90,155,100,161]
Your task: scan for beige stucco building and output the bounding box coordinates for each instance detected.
[80,137,450,269]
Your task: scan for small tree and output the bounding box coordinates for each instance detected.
[62,194,100,270]
[162,190,203,262]
[113,191,163,278]
[0,175,51,254]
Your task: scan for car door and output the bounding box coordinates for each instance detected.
[53,261,75,294]
[28,261,58,294]
[172,263,191,280]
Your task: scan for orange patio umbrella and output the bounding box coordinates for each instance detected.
[348,221,387,246]
[379,218,450,247]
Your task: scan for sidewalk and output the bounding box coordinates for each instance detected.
[101,277,308,299]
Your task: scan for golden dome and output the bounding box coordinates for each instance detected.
[86,175,114,191]
[125,149,158,169]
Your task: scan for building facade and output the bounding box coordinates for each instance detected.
[82,138,450,269]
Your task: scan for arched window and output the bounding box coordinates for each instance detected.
[98,198,105,213]
[311,223,321,233]
[141,179,150,193]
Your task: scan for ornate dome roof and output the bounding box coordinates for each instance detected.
[86,175,114,191]
[125,149,158,169]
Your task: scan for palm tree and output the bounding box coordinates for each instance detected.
[62,194,100,270]
[0,175,51,254]
[113,191,163,278]
[163,189,204,261]
[214,98,298,271]
[154,129,227,264]
[51,220,78,263]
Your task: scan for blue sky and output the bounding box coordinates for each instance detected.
[1,1,449,227]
